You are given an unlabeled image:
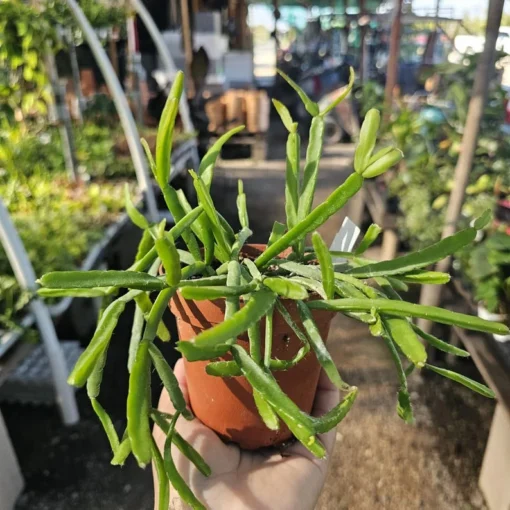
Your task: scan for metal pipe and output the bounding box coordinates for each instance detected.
[131,0,194,133]
[0,199,79,425]
[45,53,78,181]
[64,0,159,222]
[66,29,85,123]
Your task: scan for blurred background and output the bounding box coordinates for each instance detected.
[0,0,510,509]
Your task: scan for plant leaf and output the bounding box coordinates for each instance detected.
[199,125,245,189]
[347,227,478,278]
[39,271,167,291]
[298,116,324,223]
[268,221,287,247]
[425,364,495,398]
[412,324,470,357]
[253,389,280,430]
[297,301,350,390]
[276,69,319,116]
[354,109,380,174]
[285,131,300,232]
[177,289,277,361]
[308,298,510,335]
[321,66,355,116]
[272,99,295,132]
[354,223,382,255]
[312,231,335,299]
[124,184,149,230]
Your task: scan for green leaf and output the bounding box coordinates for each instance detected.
[355,223,382,255]
[425,364,495,398]
[397,388,414,424]
[39,271,167,291]
[38,288,108,298]
[190,170,231,261]
[155,236,181,287]
[177,289,277,361]
[412,324,470,357]
[312,231,335,299]
[362,147,403,178]
[276,69,319,116]
[347,227,477,278]
[298,116,324,223]
[308,298,510,335]
[263,277,308,300]
[285,131,300,232]
[382,333,414,424]
[68,300,126,387]
[91,398,120,454]
[151,438,169,510]
[255,172,364,268]
[156,72,184,185]
[253,389,280,430]
[176,190,213,264]
[382,316,427,366]
[124,184,149,230]
[199,125,245,189]
[141,138,157,178]
[272,99,295,132]
[237,180,249,229]
[297,301,350,390]
[231,344,325,457]
[396,271,451,285]
[179,283,257,300]
[474,209,492,230]
[163,414,207,510]
[149,344,193,420]
[320,66,355,116]
[312,387,358,433]
[128,305,144,373]
[268,221,287,247]
[354,109,380,174]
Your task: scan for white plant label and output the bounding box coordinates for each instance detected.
[329,217,360,263]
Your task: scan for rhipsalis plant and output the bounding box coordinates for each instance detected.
[38,70,509,510]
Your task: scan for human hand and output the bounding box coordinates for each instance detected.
[153,358,339,510]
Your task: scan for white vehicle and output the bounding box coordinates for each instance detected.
[455,28,510,56]
[454,34,485,55]
[497,27,510,54]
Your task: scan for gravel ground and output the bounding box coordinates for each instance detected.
[318,316,494,510]
[2,140,496,509]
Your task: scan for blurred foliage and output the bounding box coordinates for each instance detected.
[459,231,510,314]
[374,56,510,251]
[0,176,132,321]
[0,0,58,123]
[0,0,128,126]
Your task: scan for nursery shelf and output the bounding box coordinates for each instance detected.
[47,213,129,319]
[452,326,510,414]
[0,315,35,361]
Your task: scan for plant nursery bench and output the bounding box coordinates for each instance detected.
[451,326,510,510]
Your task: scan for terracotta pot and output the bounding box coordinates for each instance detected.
[169,244,334,449]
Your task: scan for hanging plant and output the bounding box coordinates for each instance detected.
[38,71,508,510]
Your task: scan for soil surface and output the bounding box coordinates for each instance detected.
[2,140,496,509]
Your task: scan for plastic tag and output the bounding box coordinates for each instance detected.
[330,217,360,263]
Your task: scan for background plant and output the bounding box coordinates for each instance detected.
[37,71,509,510]
[460,230,510,315]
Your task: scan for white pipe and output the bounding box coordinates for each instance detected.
[65,0,158,222]
[131,0,195,134]
[0,199,79,425]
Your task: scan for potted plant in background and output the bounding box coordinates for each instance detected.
[464,231,510,342]
[37,71,509,510]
